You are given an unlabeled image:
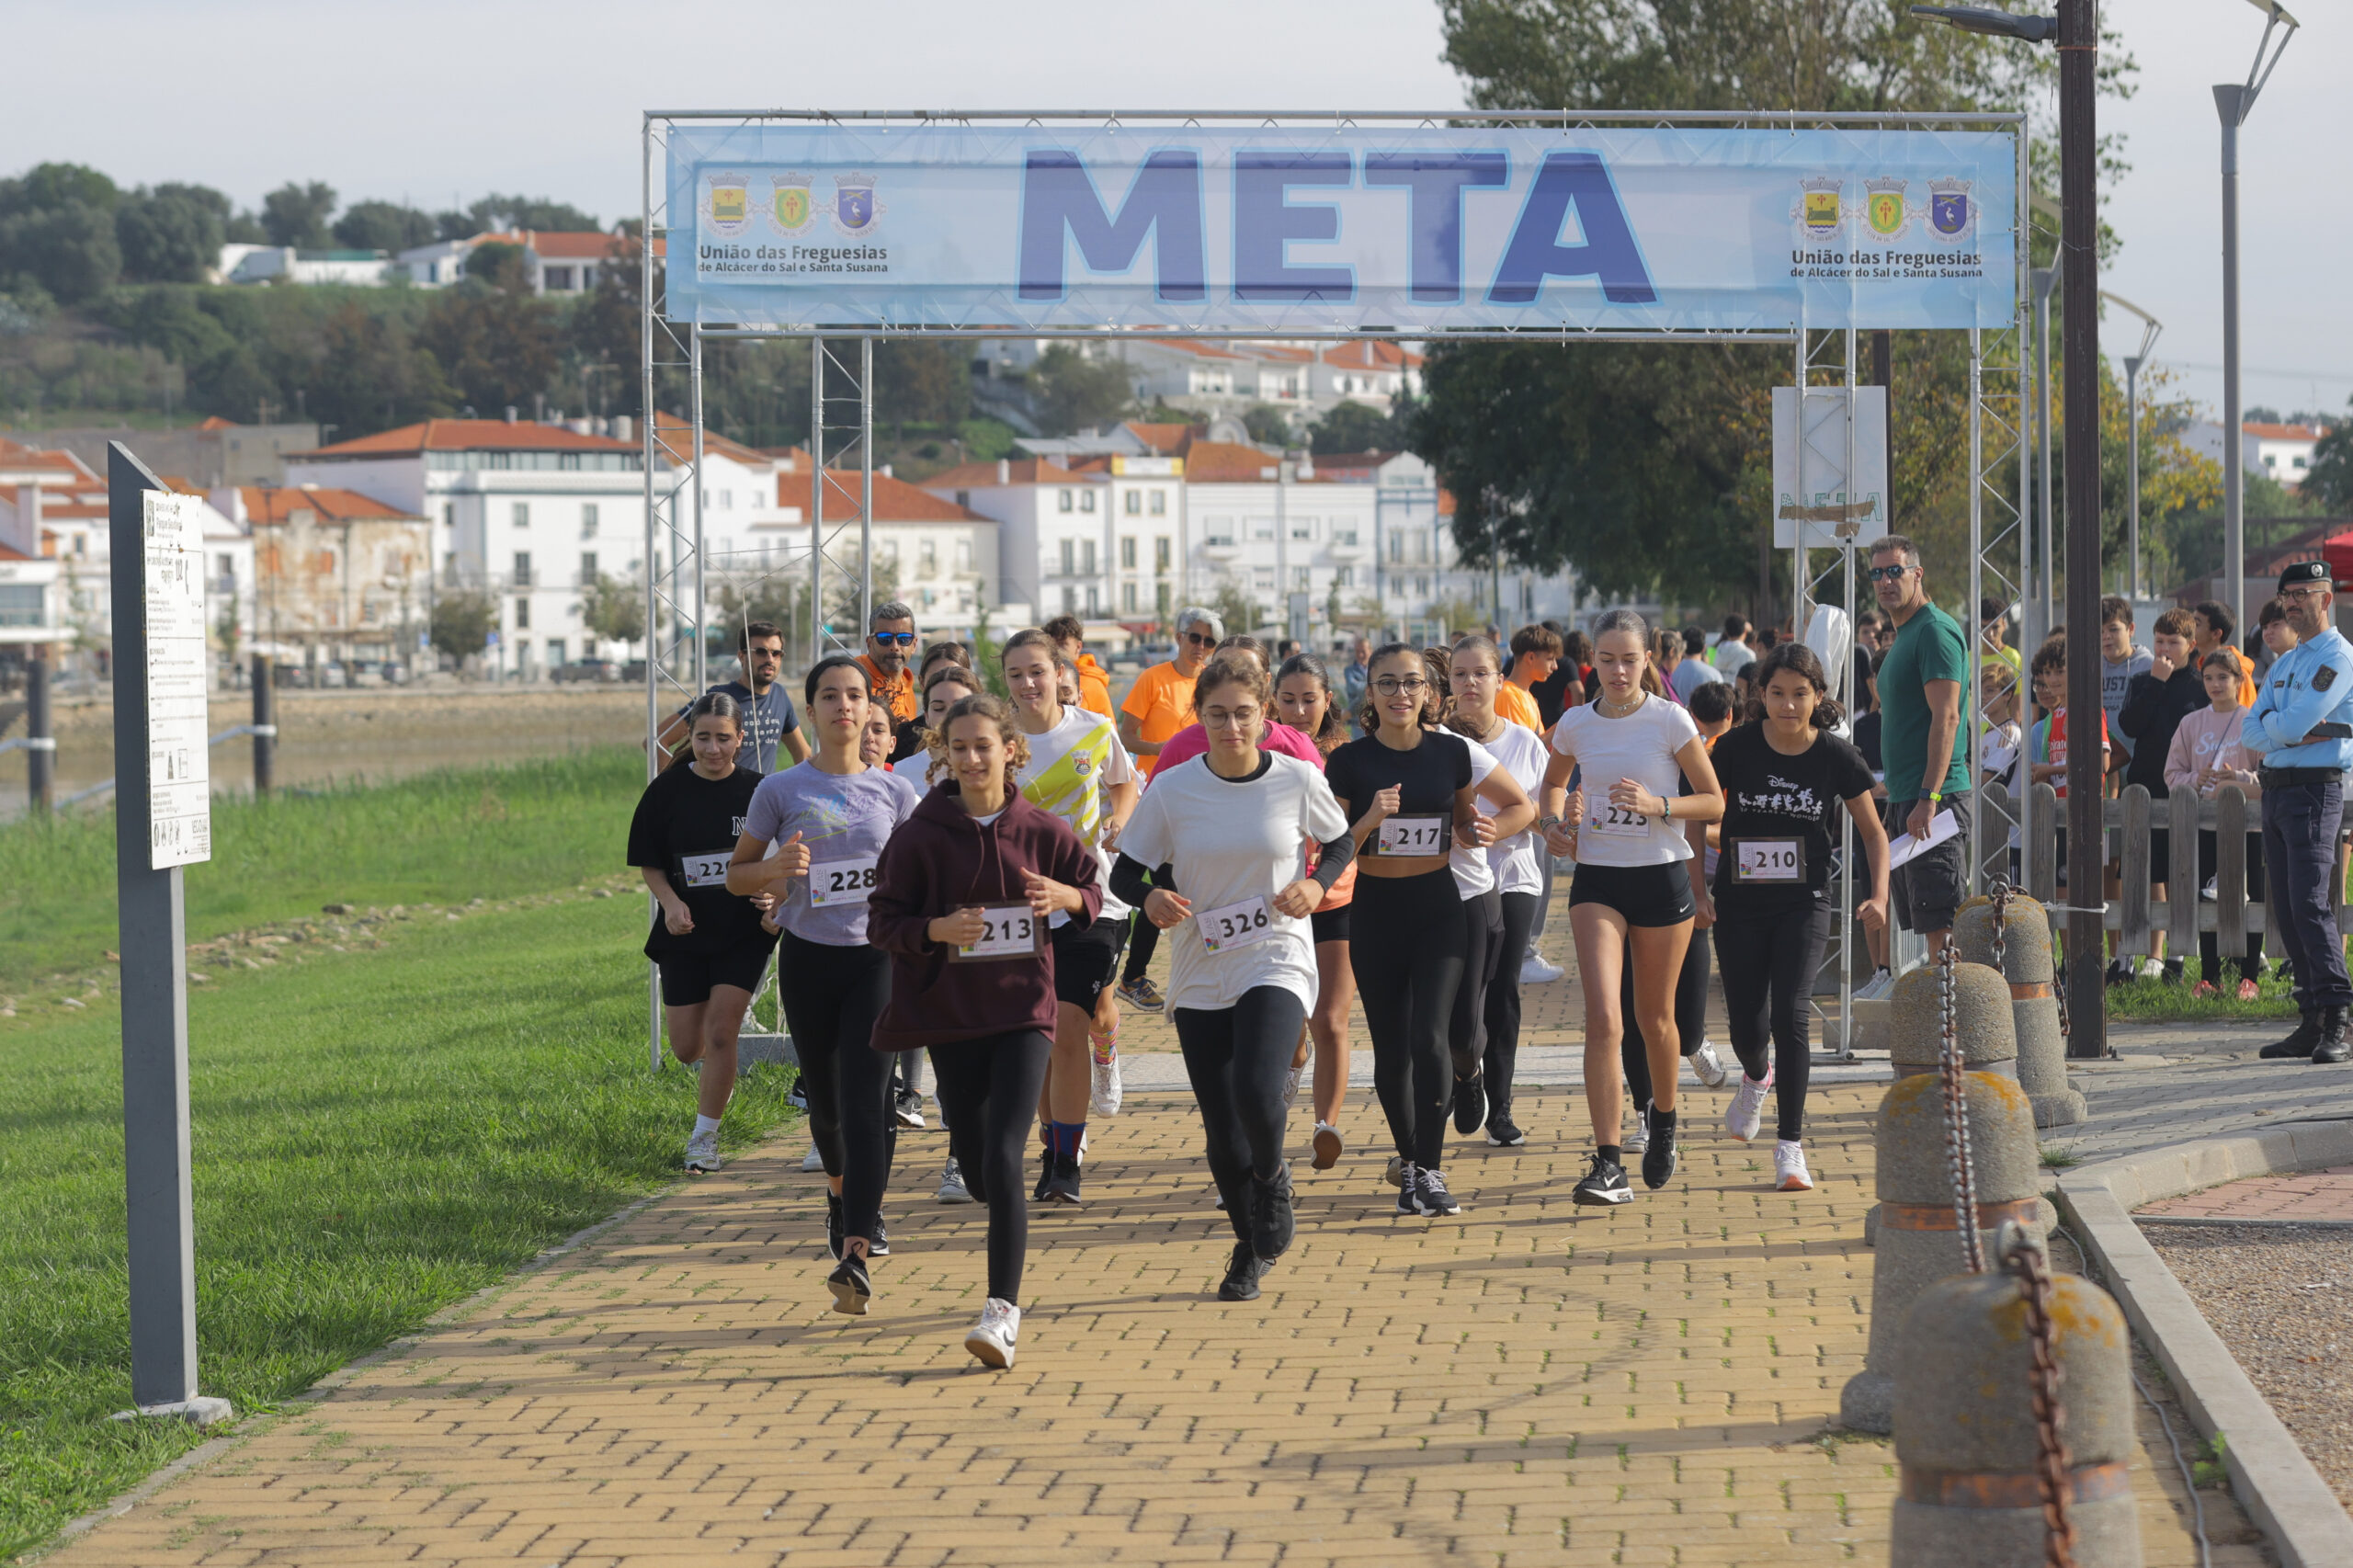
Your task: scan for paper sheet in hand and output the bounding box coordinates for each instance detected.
[1885,809,1960,869]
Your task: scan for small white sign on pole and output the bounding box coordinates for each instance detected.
[142,491,210,869]
[1772,387,1890,551]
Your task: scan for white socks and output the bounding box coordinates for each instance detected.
[693,1113,722,1139]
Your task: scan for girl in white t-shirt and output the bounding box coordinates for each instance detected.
[1112,655,1354,1303]
[1441,635,1545,1149]
[1540,610,1724,1207]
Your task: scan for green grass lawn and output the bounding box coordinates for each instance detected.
[2103,968,2300,1021]
[0,749,647,995]
[0,759,802,1558]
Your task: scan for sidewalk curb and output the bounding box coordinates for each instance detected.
[2054,1119,2353,1568]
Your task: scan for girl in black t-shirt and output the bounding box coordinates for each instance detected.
[625,692,779,1176]
[1702,644,1890,1193]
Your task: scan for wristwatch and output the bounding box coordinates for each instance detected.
[1539,813,1563,831]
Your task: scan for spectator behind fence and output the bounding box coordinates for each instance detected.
[2118,607,2208,984]
[1670,626,1727,705]
[1867,534,1971,960]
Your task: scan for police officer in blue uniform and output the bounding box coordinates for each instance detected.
[2245,560,2353,1062]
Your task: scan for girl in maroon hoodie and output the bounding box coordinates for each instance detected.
[854,692,1101,1368]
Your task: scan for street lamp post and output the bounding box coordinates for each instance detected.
[2031,265,2057,648]
[1913,0,2105,1057]
[2216,0,2300,630]
[2103,292,2163,601]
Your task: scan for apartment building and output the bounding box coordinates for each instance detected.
[920,455,1179,636]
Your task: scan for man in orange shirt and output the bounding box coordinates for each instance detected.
[856,600,920,723]
[1111,606,1221,1010]
[1499,624,1558,731]
[1044,611,1114,718]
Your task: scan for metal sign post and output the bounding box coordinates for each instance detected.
[105,443,232,1427]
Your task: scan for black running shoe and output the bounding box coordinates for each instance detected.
[826,1252,871,1315]
[1217,1241,1265,1301]
[864,1211,890,1259]
[1034,1153,1055,1202]
[1452,1072,1486,1135]
[1248,1164,1295,1260]
[1485,1113,1525,1147]
[825,1192,845,1261]
[1415,1166,1461,1216]
[1641,1119,1679,1190]
[1572,1152,1633,1206]
[1045,1153,1084,1206]
[1394,1161,1418,1215]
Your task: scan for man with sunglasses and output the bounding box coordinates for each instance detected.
[2245,560,2353,1062]
[655,619,808,771]
[1114,606,1222,1009]
[1867,535,1971,965]
[858,602,923,724]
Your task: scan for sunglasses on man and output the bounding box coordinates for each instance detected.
[870,631,917,646]
[1865,564,1915,583]
[1183,631,1217,647]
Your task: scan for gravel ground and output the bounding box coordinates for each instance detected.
[2142,1222,2353,1512]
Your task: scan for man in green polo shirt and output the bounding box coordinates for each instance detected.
[1869,533,1972,968]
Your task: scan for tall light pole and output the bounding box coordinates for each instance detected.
[2031,265,2058,647]
[2103,291,2163,601]
[1914,0,2104,1057]
[2216,0,2300,629]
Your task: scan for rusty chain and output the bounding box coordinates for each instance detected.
[2000,1221,2078,1568]
[1988,880,2011,979]
[1936,942,1986,1273]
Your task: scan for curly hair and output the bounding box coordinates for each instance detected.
[922,691,1031,783]
[1742,641,1846,730]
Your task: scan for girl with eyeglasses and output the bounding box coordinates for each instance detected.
[1112,655,1354,1300]
[1441,636,1548,1148]
[1540,609,1725,1208]
[1324,643,1529,1217]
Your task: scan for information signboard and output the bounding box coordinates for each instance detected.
[142,492,210,869]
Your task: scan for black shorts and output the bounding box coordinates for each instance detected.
[1883,794,1972,934]
[1311,903,1352,945]
[1052,915,1131,1008]
[656,944,774,1006]
[1569,860,1696,927]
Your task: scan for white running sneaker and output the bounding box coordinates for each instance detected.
[1775,1141,1813,1191]
[1090,1053,1124,1118]
[685,1128,722,1174]
[1688,1040,1729,1088]
[964,1297,1021,1369]
[1620,1106,1650,1154]
[1852,967,1894,1003]
[1726,1067,1774,1143]
[1280,1062,1305,1108]
[800,1143,824,1173]
[1519,952,1564,984]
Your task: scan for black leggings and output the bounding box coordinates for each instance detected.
[1620,926,1711,1110]
[926,1029,1052,1303]
[2197,829,2267,985]
[1349,869,1468,1168]
[1123,901,1160,983]
[1174,986,1307,1244]
[779,931,896,1231]
[1711,903,1833,1142]
[1449,888,1505,1081]
[1483,892,1540,1117]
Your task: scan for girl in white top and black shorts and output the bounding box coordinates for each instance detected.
[1113,655,1355,1301]
[1540,609,1724,1206]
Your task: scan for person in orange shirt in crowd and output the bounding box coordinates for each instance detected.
[856,600,921,724]
[1499,625,1558,732]
[1044,612,1114,718]
[1111,605,1222,1009]
[2192,599,2260,711]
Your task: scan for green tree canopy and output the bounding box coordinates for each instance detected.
[1027,346,1135,436]
[116,184,230,283]
[260,181,337,249]
[428,592,498,662]
[333,200,438,254]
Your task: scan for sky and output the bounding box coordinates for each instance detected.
[5,0,2341,424]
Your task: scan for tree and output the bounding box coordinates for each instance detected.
[1027,345,1135,436]
[2305,406,2353,514]
[116,184,229,283]
[1241,403,1292,446]
[580,574,647,644]
[1309,400,1402,455]
[300,301,454,434]
[874,338,970,430]
[456,194,601,236]
[0,163,119,218]
[333,199,438,254]
[420,286,557,415]
[428,591,498,663]
[463,241,529,291]
[1211,579,1263,637]
[260,181,337,249]
[0,199,122,304]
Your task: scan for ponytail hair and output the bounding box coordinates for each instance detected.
[668,689,745,767]
[1275,652,1348,754]
[1742,641,1846,730]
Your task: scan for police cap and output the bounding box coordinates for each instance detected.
[2279,560,2334,592]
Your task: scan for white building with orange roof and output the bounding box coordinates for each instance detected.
[973,338,1423,430]
[0,439,66,654]
[394,231,631,294]
[2183,419,2331,489]
[208,485,427,676]
[921,453,1177,637]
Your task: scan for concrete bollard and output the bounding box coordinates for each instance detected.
[1841,1070,2045,1434]
[1891,1256,2142,1565]
[1956,894,2086,1128]
[1864,962,2018,1247]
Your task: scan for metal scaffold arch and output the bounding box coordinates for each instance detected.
[639,106,2029,1067]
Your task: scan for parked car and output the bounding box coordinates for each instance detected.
[553,658,621,685]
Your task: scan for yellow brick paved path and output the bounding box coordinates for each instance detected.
[55,1085,2237,1566]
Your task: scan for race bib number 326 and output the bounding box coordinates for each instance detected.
[951,903,1042,962]
[1198,895,1274,954]
[806,855,880,908]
